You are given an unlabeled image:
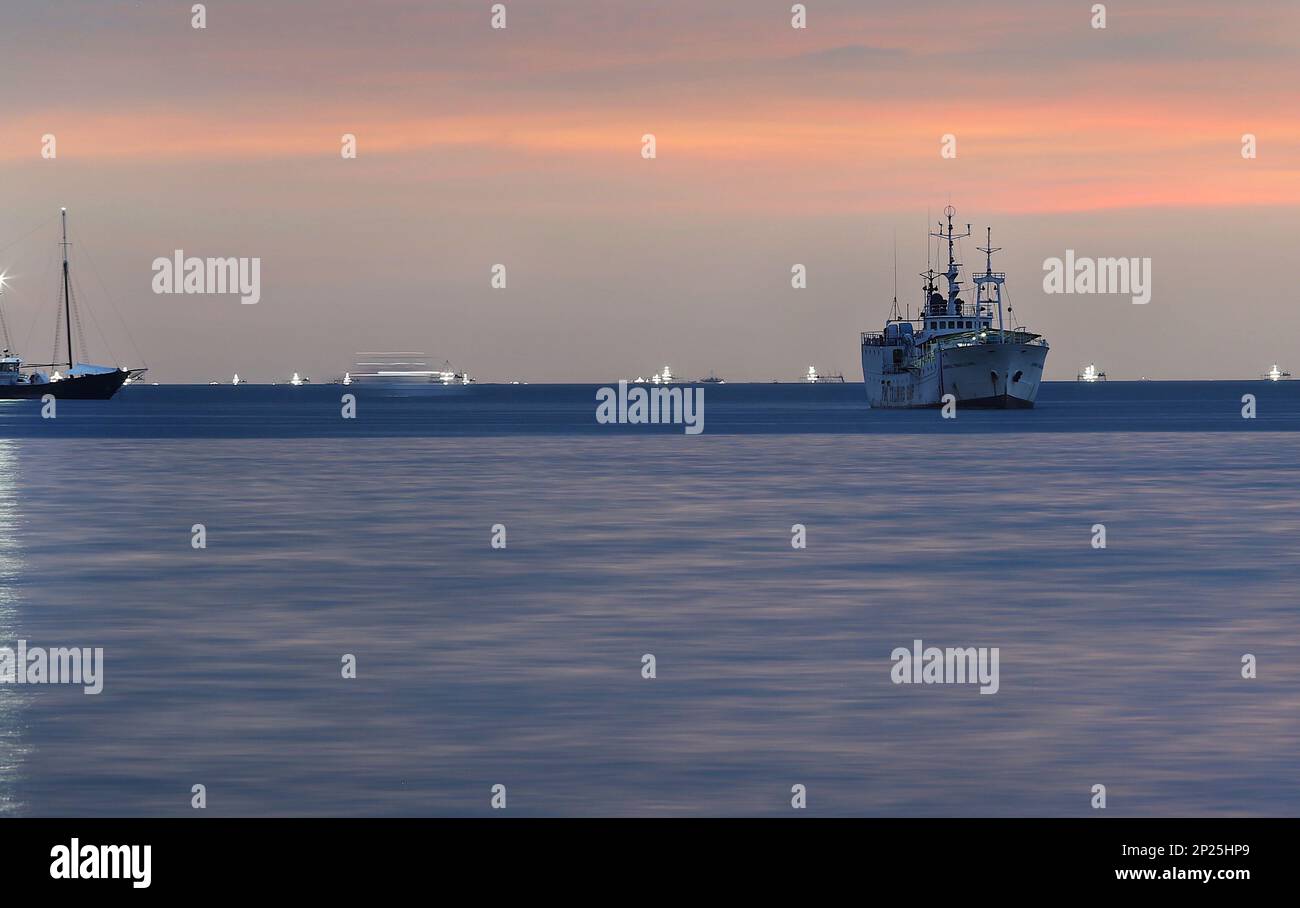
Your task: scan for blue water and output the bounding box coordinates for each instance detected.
[2,381,1299,815]
[1,379,1297,436]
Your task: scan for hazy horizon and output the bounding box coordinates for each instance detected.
[1,0,1297,382]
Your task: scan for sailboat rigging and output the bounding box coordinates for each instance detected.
[0,208,145,399]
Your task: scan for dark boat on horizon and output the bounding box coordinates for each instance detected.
[0,208,144,399]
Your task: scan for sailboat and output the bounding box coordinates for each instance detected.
[0,208,144,399]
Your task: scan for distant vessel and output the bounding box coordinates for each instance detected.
[0,209,145,399]
[1077,364,1106,382]
[346,352,472,386]
[805,365,845,384]
[289,372,310,385]
[629,365,678,384]
[232,373,247,385]
[861,207,1048,408]
[699,371,725,384]
[1263,364,1292,381]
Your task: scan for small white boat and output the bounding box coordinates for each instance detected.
[806,365,845,383]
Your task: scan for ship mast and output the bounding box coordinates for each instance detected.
[60,207,73,368]
[887,231,903,322]
[931,205,971,316]
[973,226,1007,342]
[919,229,938,319]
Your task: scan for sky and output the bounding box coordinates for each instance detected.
[0,0,1297,381]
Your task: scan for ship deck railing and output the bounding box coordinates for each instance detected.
[861,330,919,347]
[941,330,1048,347]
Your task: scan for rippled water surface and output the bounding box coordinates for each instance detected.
[1,383,1298,815]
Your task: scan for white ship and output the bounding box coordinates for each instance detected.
[346,352,472,386]
[1263,364,1291,381]
[1077,364,1106,382]
[630,365,677,384]
[861,207,1048,409]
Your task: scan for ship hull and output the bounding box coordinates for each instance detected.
[0,370,129,400]
[862,341,1047,409]
[952,392,1036,409]
[345,378,472,393]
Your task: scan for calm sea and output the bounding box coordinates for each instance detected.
[2,381,1298,816]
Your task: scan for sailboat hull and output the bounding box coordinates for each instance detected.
[0,369,129,400]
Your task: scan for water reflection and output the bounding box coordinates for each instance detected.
[7,433,1300,815]
[0,439,28,815]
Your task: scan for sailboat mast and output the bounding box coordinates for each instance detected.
[60,207,73,369]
